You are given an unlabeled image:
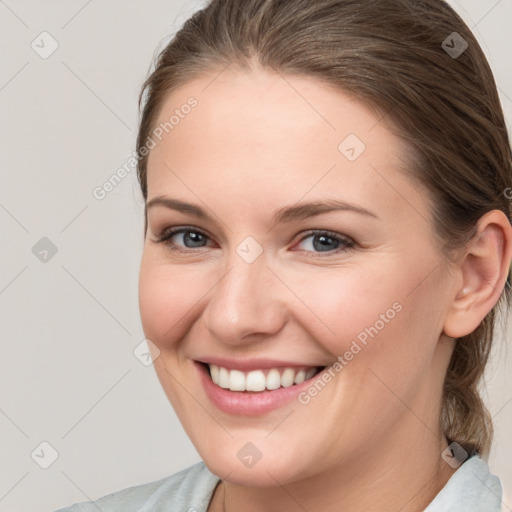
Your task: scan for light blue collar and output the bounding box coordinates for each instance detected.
[425,456,503,511]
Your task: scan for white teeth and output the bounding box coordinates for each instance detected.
[266,369,281,390]
[281,368,295,388]
[229,369,245,391]
[210,364,220,384]
[245,370,266,391]
[294,370,306,384]
[208,364,320,392]
[218,366,230,388]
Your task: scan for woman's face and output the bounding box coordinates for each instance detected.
[138,66,456,486]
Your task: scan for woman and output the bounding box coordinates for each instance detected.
[56,0,512,510]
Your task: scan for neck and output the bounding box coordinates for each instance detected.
[210,420,456,512]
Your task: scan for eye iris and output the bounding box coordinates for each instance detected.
[184,231,206,247]
[313,234,339,252]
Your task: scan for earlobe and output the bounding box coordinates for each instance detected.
[443,210,512,339]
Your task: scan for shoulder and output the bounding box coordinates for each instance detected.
[54,461,221,512]
[425,456,503,511]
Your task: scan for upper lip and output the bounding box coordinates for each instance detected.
[195,357,325,372]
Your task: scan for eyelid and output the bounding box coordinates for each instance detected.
[152,225,355,256]
[292,229,355,257]
[296,229,353,244]
[152,225,216,246]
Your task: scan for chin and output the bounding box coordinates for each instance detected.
[197,438,317,488]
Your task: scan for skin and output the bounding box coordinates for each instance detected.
[138,64,512,512]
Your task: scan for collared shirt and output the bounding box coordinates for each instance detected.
[54,456,503,511]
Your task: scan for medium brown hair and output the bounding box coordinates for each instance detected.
[136,0,512,457]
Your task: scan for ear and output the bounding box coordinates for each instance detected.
[443,210,512,339]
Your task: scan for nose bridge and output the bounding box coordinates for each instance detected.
[204,240,284,342]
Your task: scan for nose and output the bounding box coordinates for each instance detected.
[202,246,287,346]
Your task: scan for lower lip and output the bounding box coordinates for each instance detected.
[195,361,322,416]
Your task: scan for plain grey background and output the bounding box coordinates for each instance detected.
[0,1,511,511]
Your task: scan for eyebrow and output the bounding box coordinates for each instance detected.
[146,196,379,224]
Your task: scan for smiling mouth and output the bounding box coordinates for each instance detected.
[200,362,325,392]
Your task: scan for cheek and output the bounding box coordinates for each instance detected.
[138,254,205,348]
[293,258,442,368]
[285,264,404,355]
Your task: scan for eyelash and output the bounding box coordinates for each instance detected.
[152,225,355,258]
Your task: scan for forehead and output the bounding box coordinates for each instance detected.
[151,66,390,155]
[146,66,429,226]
